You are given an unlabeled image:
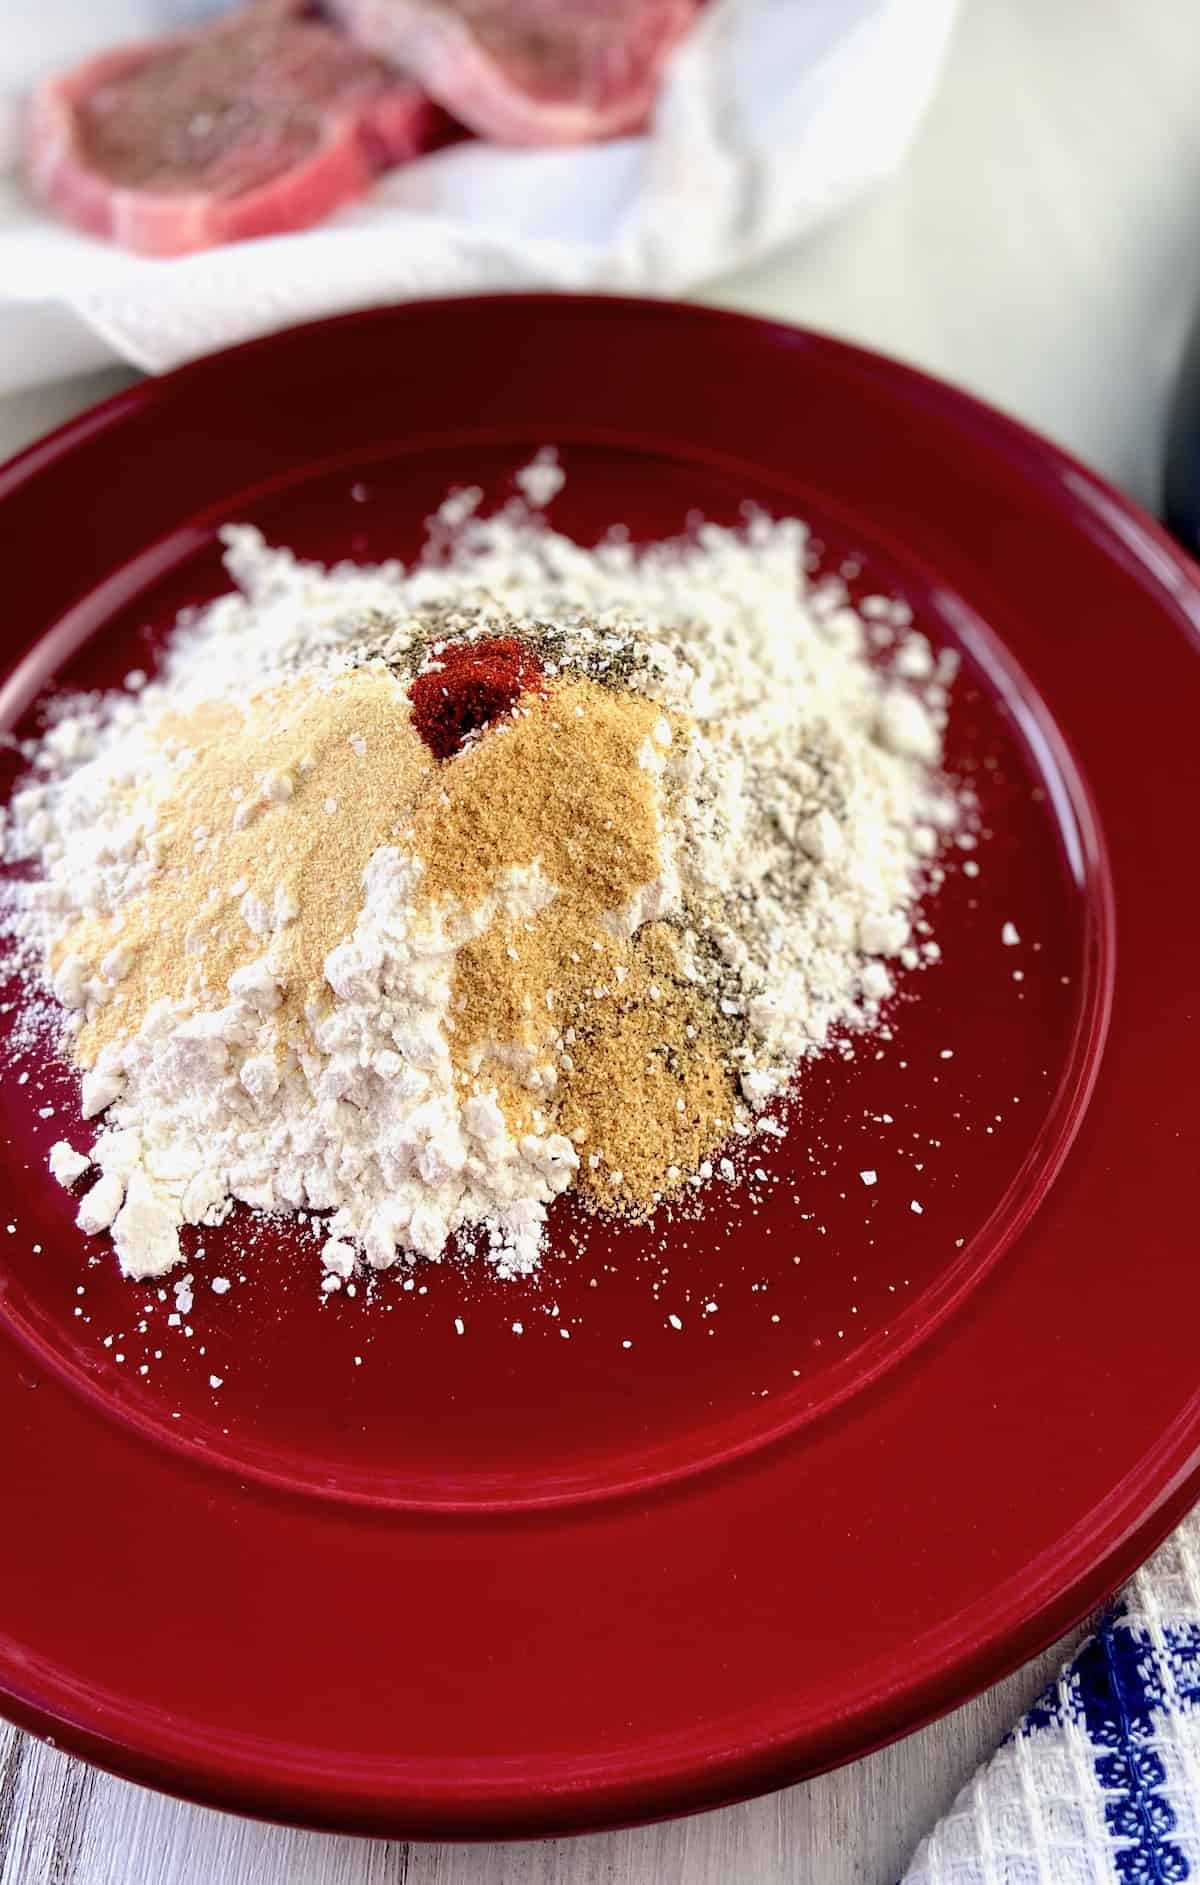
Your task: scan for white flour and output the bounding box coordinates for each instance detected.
[72,847,578,1280]
[7,479,959,1285]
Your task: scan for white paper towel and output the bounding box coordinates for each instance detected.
[0,0,956,390]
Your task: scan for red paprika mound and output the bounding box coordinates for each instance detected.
[408,637,545,761]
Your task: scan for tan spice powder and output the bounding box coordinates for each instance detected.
[411,677,738,1211]
[558,923,739,1213]
[57,660,741,1217]
[413,677,663,913]
[55,666,433,1063]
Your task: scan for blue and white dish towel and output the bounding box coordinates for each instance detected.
[906,1512,1200,1883]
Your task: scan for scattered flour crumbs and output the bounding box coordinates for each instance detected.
[3,467,964,1294]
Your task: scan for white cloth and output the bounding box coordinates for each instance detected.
[0,0,956,389]
[905,1511,1200,1883]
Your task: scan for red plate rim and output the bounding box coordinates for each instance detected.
[0,294,1197,1840]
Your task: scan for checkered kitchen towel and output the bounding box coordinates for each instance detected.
[905,1512,1200,1883]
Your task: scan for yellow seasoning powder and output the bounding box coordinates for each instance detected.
[407,675,739,1213]
[54,665,434,1064]
[56,659,741,1219]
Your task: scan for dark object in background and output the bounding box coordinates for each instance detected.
[1164,313,1200,554]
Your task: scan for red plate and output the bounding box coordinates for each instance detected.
[0,295,1196,1839]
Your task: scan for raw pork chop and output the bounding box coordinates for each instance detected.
[328,0,700,146]
[26,0,434,256]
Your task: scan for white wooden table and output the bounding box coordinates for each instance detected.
[2,1,1198,1877]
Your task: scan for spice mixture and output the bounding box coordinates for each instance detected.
[5,467,959,1287]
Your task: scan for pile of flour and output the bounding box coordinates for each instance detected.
[5,481,959,1285]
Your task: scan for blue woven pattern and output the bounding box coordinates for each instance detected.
[904,1514,1200,1883]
